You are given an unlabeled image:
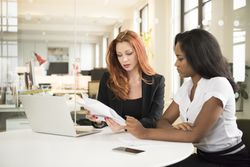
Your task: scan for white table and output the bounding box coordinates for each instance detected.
[0,128,193,167]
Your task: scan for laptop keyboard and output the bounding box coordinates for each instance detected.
[76,129,100,134]
[76,130,89,134]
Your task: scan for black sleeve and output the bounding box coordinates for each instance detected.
[140,75,165,128]
[97,72,109,106]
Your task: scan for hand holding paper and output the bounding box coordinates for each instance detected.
[76,97,126,126]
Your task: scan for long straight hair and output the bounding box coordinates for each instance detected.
[106,30,155,100]
[174,29,238,92]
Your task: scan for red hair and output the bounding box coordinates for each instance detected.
[106,30,155,100]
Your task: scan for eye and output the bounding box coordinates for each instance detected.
[178,57,184,61]
[126,51,133,55]
[117,54,122,57]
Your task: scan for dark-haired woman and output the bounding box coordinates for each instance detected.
[125,29,250,166]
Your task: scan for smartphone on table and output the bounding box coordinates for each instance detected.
[112,147,145,154]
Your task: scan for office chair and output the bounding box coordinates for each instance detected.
[88,81,100,99]
[76,81,100,126]
[236,119,250,153]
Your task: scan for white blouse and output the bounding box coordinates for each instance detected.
[174,77,242,152]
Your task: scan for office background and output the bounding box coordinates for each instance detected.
[0,0,249,131]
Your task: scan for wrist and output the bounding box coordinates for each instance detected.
[141,129,149,139]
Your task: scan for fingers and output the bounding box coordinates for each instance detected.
[85,112,99,122]
[125,115,137,125]
[173,122,193,131]
[125,116,140,130]
[105,117,124,133]
[105,117,115,125]
[85,114,96,122]
[105,117,121,127]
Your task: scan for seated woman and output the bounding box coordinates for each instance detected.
[86,30,165,132]
[125,29,250,166]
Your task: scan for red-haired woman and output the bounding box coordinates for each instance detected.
[86,30,165,132]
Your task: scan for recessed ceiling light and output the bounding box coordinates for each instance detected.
[234,20,240,27]
[25,13,32,20]
[104,0,109,5]
[218,19,224,27]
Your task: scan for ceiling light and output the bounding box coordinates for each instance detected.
[104,0,109,5]
[218,20,224,27]
[234,20,240,27]
[25,13,32,20]
[202,19,208,26]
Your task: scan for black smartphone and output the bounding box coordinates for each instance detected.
[112,147,145,154]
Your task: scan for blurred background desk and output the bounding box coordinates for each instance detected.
[0,105,27,132]
[0,128,193,167]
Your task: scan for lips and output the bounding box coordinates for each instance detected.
[123,64,130,68]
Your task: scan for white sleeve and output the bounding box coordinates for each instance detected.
[203,77,234,108]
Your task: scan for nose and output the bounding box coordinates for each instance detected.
[174,60,178,67]
[122,55,128,62]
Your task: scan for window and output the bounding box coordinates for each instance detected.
[181,0,211,31]
[139,4,149,35]
[233,0,246,10]
[233,30,246,82]
[202,0,211,31]
[181,0,249,112]
[180,0,212,84]
[0,41,18,83]
[1,0,17,32]
[0,0,18,85]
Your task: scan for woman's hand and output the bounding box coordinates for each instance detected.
[173,122,193,131]
[105,117,125,133]
[85,110,102,123]
[125,116,146,139]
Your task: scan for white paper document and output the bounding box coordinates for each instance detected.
[76,97,126,126]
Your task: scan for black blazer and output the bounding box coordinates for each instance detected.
[97,72,165,128]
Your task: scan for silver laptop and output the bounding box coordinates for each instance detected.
[20,95,100,137]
